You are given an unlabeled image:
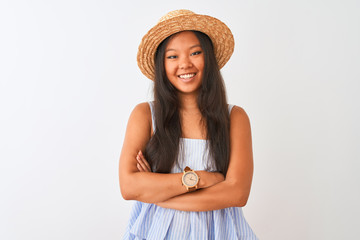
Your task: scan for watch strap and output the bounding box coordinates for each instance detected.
[187,185,197,192]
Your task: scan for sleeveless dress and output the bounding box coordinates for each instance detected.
[123,102,258,240]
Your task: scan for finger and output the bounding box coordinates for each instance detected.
[136,152,145,172]
[136,163,142,171]
[138,158,150,172]
[137,162,146,172]
[137,159,147,172]
[139,151,151,171]
[137,155,149,172]
[138,157,151,172]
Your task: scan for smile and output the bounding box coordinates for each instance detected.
[178,73,196,79]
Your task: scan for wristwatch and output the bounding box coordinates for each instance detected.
[182,166,200,192]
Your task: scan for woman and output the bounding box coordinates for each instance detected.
[119,9,258,239]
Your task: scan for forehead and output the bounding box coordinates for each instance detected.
[166,31,201,49]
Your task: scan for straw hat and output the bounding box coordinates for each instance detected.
[137,9,235,80]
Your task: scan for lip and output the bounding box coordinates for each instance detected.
[177,73,196,83]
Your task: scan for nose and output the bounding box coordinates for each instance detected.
[179,56,193,69]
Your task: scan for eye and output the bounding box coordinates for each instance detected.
[191,51,202,56]
[166,55,177,59]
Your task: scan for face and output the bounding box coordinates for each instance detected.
[164,31,205,96]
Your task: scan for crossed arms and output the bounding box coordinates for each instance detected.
[119,102,254,212]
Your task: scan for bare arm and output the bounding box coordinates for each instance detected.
[151,106,254,211]
[119,103,224,203]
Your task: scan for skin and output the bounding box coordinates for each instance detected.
[164,31,204,97]
[119,31,254,211]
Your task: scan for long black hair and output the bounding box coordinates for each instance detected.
[144,31,230,175]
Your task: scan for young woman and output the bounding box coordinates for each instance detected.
[119,9,258,240]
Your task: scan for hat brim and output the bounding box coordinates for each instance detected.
[137,14,235,80]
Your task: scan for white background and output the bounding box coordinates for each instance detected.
[1,0,359,239]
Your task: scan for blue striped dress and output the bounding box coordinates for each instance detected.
[123,102,258,240]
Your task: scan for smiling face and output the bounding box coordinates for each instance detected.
[164,31,205,96]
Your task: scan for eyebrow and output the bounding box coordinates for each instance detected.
[165,44,202,52]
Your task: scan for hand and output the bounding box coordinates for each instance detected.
[136,150,152,172]
[208,172,225,187]
[197,171,225,188]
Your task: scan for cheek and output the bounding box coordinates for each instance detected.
[199,62,205,72]
[196,57,205,72]
[164,62,175,76]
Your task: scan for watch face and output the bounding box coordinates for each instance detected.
[183,172,198,187]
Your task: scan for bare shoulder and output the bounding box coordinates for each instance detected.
[127,102,152,137]
[131,102,151,117]
[230,105,251,128]
[129,102,151,124]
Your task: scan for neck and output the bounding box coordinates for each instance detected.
[177,93,199,112]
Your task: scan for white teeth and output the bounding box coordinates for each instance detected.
[179,73,195,79]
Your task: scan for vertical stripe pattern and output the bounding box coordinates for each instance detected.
[123,102,258,240]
